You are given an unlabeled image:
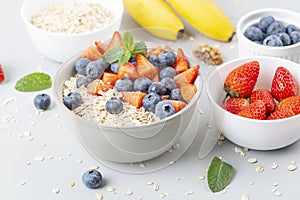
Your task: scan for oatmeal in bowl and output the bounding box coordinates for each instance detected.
[54,30,203,163]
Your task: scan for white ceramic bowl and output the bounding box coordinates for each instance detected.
[20,0,124,62]
[236,8,300,63]
[207,56,300,150]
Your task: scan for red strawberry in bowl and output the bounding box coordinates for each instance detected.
[277,96,300,115]
[249,88,276,114]
[221,97,249,114]
[237,100,267,120]
[224,60,260,98]
[271,66,298,101]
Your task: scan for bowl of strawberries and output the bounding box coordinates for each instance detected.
[206,56,300,150]
[53,30,203,163]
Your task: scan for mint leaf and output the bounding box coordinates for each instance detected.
[15,72,52,92]
[102,46,125,63]
[122,31,133,51]
[119,50,131,65]
[131,41,147,57]
[207,157,233,193]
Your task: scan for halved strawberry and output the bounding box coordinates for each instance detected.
[181,83,197,103]
[174,48,189,73]
[87,79,113,95]
[0,64,4,83]
[136,54,158,80]
[221,97,250,114]
[249,89,276,114]
[95,41,108,54]
[146,46,164,57]
[117,62,140,80]
[81,46,102,61]
[237,100,267,120]
[121,91,146,108]
[167,100,187,113]
[106,31,123,50]
[174,65,199,88]
[277,96,300,115]
[102,72,118,86]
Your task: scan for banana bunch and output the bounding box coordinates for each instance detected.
[122,0,235,42]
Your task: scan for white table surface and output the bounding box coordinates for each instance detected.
[1,0,300,199]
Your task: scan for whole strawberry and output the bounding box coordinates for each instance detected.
[249,89,276,114]
[0,64,4,83]
[267,108,295,120]
[237,100,267,120]
[224,61,260,98]
[277,96,300,115]
[271,66,298,101]
[221,97,249,114]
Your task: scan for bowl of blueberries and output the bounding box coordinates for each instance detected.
[236,8,300,63]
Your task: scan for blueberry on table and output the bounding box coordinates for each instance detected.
[155,101,175,119]
[266,21,285,35]
[158,51,176,67]
[148,82,168,95]
[160,67,177,79]
[75,58,91,76]
[86,61,105,80]
[244,26,264,42]
[115,78,133,92]
[34,94,51,110]
[263,35,283,47]
[147,54,160,67]
[76,76,93,88]
[82,169,103,189]
[105,97,123,114]
[286,24,300,35]
[276,32,291,46]
[258,16,275,33]
[170,88,185,102]
[161,77,177,93]
[142,92,161,113]
[133,77,152,93]
[63,92,82,110]
[290,31,300,44]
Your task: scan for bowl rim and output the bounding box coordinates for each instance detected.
[53,53,204,129]
[236,7,300,51]
[20,0,124,37]
[206,55,300,123]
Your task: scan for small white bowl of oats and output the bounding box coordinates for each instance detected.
[20,0,124,62]
[53,30,203,163]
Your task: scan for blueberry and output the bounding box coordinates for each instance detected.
[276,32,291,46]
[105,97,123,114]
[148,82,168,95]
[286,24,300,35]
[75,58,91,76]
[266,21,285,35]
[160,67,177,79]
[129,57,137,66]
[263,35,283,47]
[254,40,262,44]
[160,77,177,93]
[147,54,160,67]
[34,94,51,110]
[290,31,300,44]
[86,61,105,79]
[77,76,93,88]
[244,26,264,41]
[158,51,176,67]
[155,101,175,119]
[170,88,185,102]
[114,78,133,92]
[133,77,152,93]
[63,92,82,110]
[258,16,275,33]
[142,92,161,112]
[96,58,110,71]
[110,62,120,73]
[82,169,102,189]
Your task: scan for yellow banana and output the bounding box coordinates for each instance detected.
[122,0,184,40]
[166,0,235,42]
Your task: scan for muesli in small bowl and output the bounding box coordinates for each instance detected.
[53,30,203,163]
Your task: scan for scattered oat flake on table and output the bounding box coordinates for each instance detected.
[241,194,249,200]
[21,181,26,186]
[274,190,282,196]
[77,159,83,163]
[52,188,60,194]
[107,187,116,192]
[198,176,205,180]
[273,182,279,186]
[271,162,278,170]
[172,143,180,150]
[184,191,194,195]
[124,190,133,195]
[256,165,264,173]
[247,158,257,164]
[70,181,75,187]
[35,155,44,161]
[90,165,100,170]
[147,181,154,185]
[287,164,297,171]
[153,184,159,191]
[160,192,168,198]
[96,193,103,200]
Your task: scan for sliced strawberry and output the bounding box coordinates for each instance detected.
[107,31,123,50]
[136,54,158,80]
[117,62,140,81]
[167,100,187,113]
[81,46,102,61]
[163,45,172,51]
[0,64,4,83]
[87,79,113,95]
[271,66,298,101]
[277,96,300,115]
[95,41,108,54]
[146,46,164,57]
[174,48,189,73]
[221,97,250,114]
[121,91,147,108]
[249,89,276,114]
[102,72,118,86]
[267,108,295,120]
[181,83,197,103]
[237,100,267,120]
[174,65,199,88]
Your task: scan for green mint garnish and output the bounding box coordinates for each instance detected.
[207,156,233,193]
[15,72,52,92]
[102,31,147,65]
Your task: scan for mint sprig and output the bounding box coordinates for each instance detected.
[207,156,233,193]
[102,32,147,65]
[15,72,52,92]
